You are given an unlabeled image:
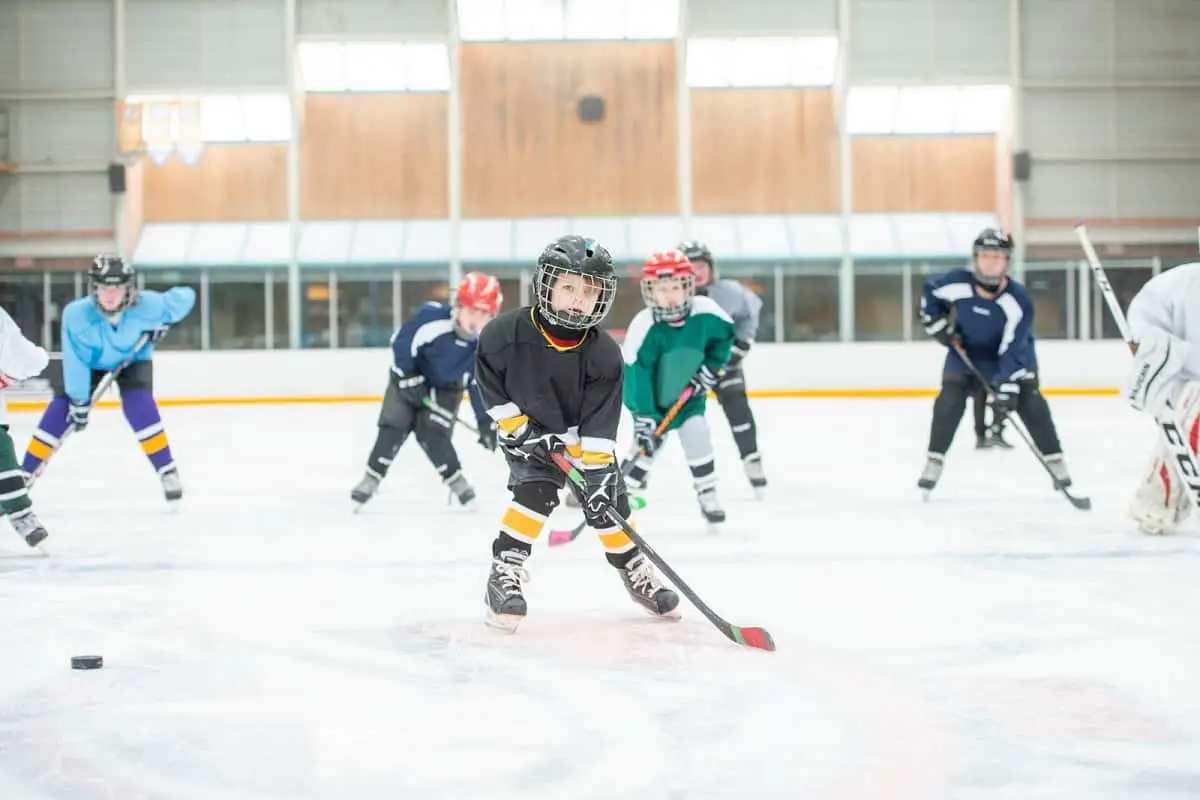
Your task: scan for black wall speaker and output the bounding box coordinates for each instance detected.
[107,162,126,194]
[1012,150,1031,182]
[578,95,605,123]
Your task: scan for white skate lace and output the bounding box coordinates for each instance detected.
[697,489,722,513]
[162,471,183,490]
[494,556,530,596]
[625,557,663,596]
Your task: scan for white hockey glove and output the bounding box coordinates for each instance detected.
[68,402,91,432]
[1126,326,1191,416]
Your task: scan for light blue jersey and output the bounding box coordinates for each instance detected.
[61,288,196,403]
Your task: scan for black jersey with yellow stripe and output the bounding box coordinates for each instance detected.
[475,305,623,460]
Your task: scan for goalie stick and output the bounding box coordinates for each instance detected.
[1075,222,1200,512]
[28,330,155,487]
[548,450,775,651]
[950,342,1092,510]
[547,386,695,547]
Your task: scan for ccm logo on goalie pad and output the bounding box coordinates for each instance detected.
[1159,418,1200,501]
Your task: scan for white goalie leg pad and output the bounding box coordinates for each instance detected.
[1130,380,1200,534]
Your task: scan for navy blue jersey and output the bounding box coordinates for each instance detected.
[390,302,488,424]
[920,269,1037,383]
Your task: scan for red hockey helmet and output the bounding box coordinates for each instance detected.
[455,271,502,315]
[640,250,695,323]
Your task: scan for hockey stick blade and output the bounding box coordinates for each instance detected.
[549,452,776,652]
[950,344,1091,512]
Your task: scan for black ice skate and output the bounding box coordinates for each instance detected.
[917,453,945,499]
[161,468,183,504]
[977,424,1012,449]
[744,453,767,497]
[445,472,477,509]
[351,472,380,511]
[696,487,726,533]
[485,549,530,632]
[9,510,48,549]
[619,553,680,618]
[1045,454,1072,490]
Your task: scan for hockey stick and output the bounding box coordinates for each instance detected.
[547,450,775,651]
[422,395,479,434]
[1075,222,1200,511]
[950,342,1092,510]
[28,331,155,486]
[547,386,695,547]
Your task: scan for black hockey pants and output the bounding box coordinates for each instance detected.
[927,370,1062,457]
[365,374,465,482]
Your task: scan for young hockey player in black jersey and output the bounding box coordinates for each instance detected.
[350,271,502,510]
[474,234,680,632]
[917,229,1073,496]
[678,240,768,495]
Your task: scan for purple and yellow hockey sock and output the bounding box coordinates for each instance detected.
[22,397,71,475]
[120,389,176,474]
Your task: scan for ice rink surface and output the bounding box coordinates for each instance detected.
[2,396,1200,799]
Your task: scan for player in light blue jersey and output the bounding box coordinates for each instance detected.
[22,255,196,503]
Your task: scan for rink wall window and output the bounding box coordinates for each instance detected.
[456,0,679,41]
[845,85,1011,135]
[140,270,204,350]
[854,265,906,342]
[782,267,839,342]
[297,43,451,92]
[686,37,838,88]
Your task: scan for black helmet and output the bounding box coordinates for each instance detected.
[88,254,137,313]
[971,229,1013,290]
[533,235,617,330]
[677,240,715,287]
[89,254,134,286]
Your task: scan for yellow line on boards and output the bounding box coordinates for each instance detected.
[2,386,1120,412]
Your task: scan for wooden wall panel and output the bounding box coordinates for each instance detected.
[851,136,997,213]
[691,89,839,214]
[142,145,287,222]
[300,93,448,220]
[460,41,678,218]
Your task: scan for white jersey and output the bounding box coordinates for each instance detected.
[0,307,50,424]
[1127,262,1200,381]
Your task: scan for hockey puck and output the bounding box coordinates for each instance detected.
[70,655,103,670]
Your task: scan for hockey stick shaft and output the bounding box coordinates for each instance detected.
[950,342,1091,510]
[1074,222,1200,508]
[548,450,775,651]
[422,395,479,433]
[548,386,695,546]
[29,331,155,485]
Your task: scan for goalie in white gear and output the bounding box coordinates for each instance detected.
[1123,262,1200,534]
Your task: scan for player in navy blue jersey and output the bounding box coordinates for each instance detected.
[916,229,1073,496]
[350,272,502,510]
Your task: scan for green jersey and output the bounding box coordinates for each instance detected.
[621,295,736,430]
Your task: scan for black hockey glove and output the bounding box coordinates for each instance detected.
[989,381,1019,418]
[143,324,171,344]
[688,364,721,396]
[67,401,90,432]
[580,463,619,528]
[393,371,427,405]
[477,419,498,451]
[727,338,752,369]
[632,415,662,457]
[922,313,961,348]
[498,422,564,463]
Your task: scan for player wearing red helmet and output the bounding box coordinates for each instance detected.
[350,271,502,510]
[622,250,737,531]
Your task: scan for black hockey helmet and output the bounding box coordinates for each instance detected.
[88,254,137,314]
[971,228,1013,290]
[677,240,715,286]
[533,235,617,331]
